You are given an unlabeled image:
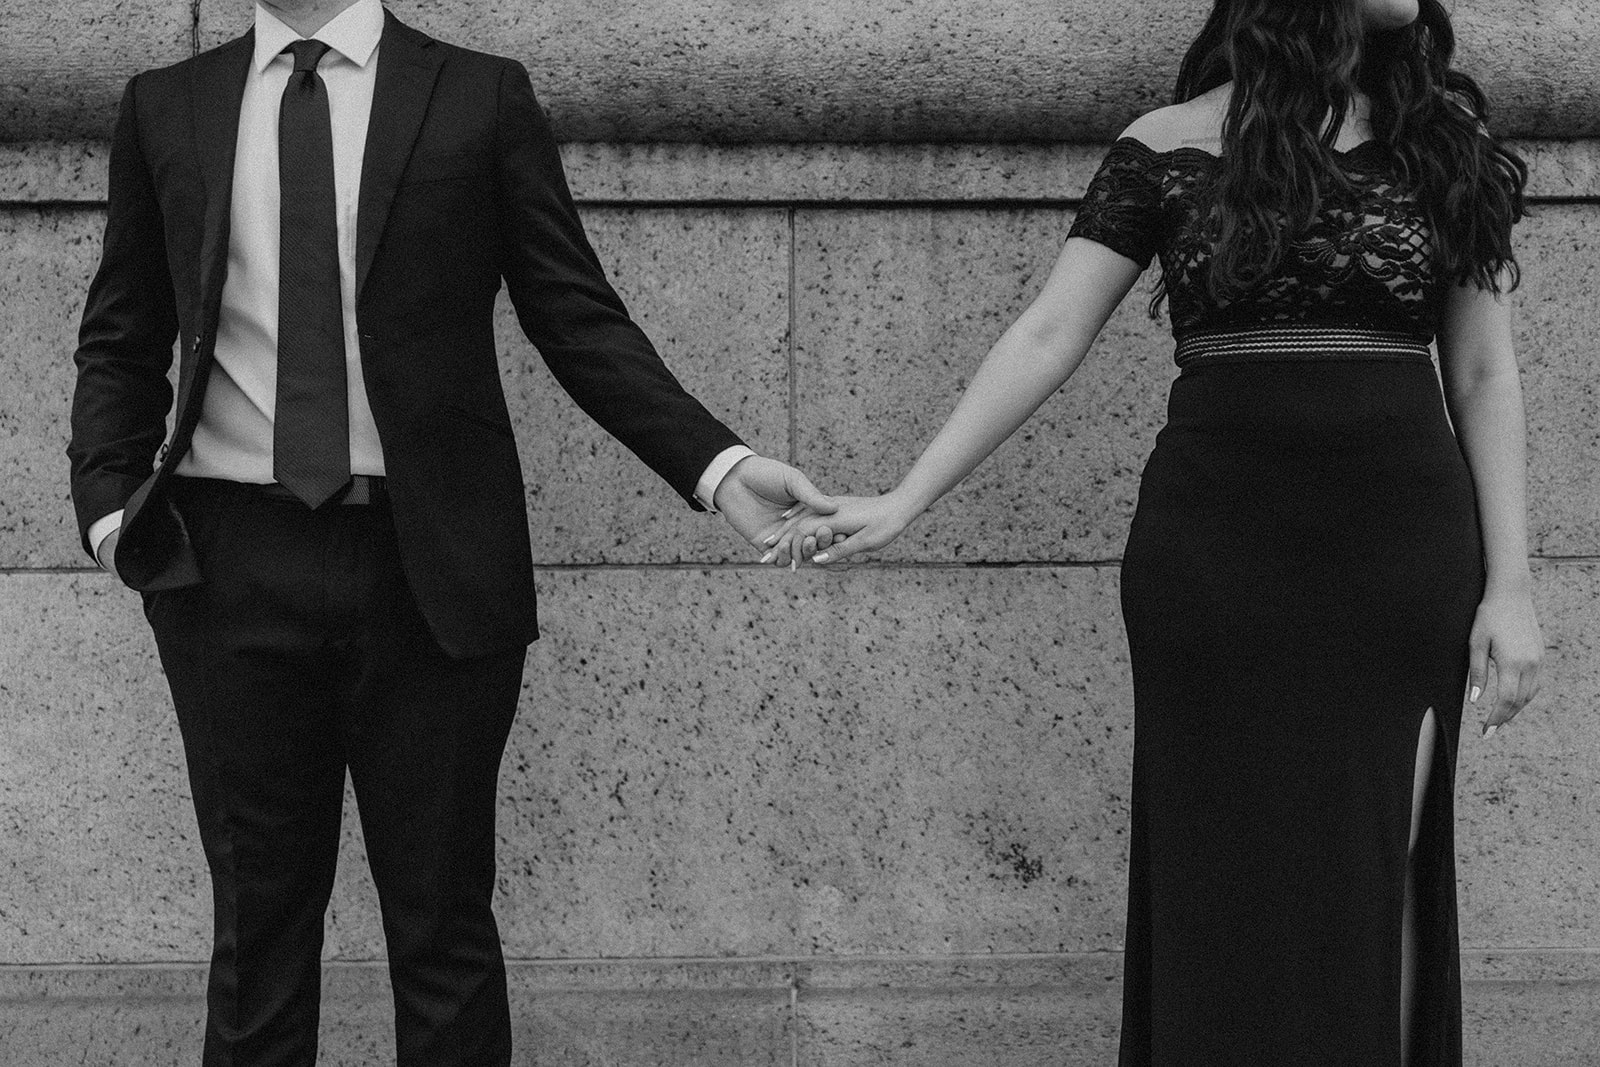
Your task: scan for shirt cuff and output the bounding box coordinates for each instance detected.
[89,511,124,569]
[694,446,758,512]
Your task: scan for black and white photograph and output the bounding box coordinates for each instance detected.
[2,0,1597,1063]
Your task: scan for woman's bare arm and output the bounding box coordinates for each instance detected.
[1437,278,1543,731]
[792,237,1145,564]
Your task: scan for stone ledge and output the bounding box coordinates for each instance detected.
[2,953,1597,1066]
[6,140,1600,205]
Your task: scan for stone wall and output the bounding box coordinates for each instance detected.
[3,2,1598,1063]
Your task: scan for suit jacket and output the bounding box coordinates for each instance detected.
[68,11,745,658]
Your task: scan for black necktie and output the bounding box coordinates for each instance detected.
[274,39,350,508]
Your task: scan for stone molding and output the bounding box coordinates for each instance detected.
[4,1,1598,142]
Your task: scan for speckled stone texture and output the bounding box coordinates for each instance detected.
[11,141,1600,205]
[0,1,1560,143]
[1455,560,1600,950]
[0,575,211,961]
[6,562,1597,966]
[793,205,1600,563]
[5,955,1597,1065]
[1515,206,1600,557]
[0,206,785,569]
[791,206,1195,563]
[0,0,192,141]
[0,141,110,201]
[502,208,790,565]
[501,565,1134,958]
[3,566,1133,961]
[0,208,106,568]
[0,962,795,1065]
[11,197,1598,569]
[794,956,1124,1067]
[4,11,1599,1051]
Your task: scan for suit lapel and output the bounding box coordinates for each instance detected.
[356,11,445,301]
[189,30,253,319]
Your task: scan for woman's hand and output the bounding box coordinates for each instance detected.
[766,492,922,567]
[1468,588,1543,737]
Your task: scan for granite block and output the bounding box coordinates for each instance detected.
[1,0,193,140]
[1455,561,1600,951]
[1513,207,1600,558]
[0,141,110,202]
[498,207,790,565]
[1462,978,1600,1067]
[794,205,1600,564]
[498,565,1135,957]
[792,207,1171,564]
[7,195,1594,576]
[192,2,1600,143]
[0,208,109,568]
[6,561,1598,965]
[0,573,211,962]
[2,566,1134,961]
[794,956,1122,1067]
[0,205,785,569]
[0,572,383,962]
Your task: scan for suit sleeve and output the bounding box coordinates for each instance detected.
[492,60,745,509]
[67,73,179,557]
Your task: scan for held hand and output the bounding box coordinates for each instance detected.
[714,455,836,568]
[783,492,920,566]
[1468,589,1543,737]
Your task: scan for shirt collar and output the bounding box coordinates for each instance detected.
[253,0,384,73]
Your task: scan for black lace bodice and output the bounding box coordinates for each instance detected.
[1068,137,1443,342]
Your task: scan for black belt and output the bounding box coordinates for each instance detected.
[255,474,386,505]
[172,474,387,506]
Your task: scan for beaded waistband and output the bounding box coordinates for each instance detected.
[1174,326,1434,370]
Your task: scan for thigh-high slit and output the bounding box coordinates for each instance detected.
[1116,359,1481,1067]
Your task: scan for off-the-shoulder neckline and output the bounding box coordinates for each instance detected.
[1114,134,1385,162]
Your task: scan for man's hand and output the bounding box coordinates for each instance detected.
[714,455,836,568]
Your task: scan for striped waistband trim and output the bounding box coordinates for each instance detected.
[1174,326,1434,369]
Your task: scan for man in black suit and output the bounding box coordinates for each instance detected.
[67,0,827,1061]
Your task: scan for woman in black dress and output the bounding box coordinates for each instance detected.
[778,0,1543,1063]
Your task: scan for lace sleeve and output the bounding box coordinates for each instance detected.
[1067,138,1164,267]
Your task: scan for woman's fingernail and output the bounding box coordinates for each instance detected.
[763,534,779,547]
[759,550,775,564]
[783,506,798,519]
[814,552,830,564]
[1470,686,1482,703]
[1482,723,1498,739]
[791,558,798,573]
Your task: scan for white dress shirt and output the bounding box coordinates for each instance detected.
[90,0,749,563]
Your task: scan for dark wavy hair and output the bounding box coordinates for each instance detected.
[1166,0,1527,308]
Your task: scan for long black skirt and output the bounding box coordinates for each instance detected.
[1117,357,1483,1066]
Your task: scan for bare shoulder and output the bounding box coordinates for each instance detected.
[1119,86,1230,154]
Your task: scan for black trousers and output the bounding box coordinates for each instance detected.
[141,477,526,1066]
